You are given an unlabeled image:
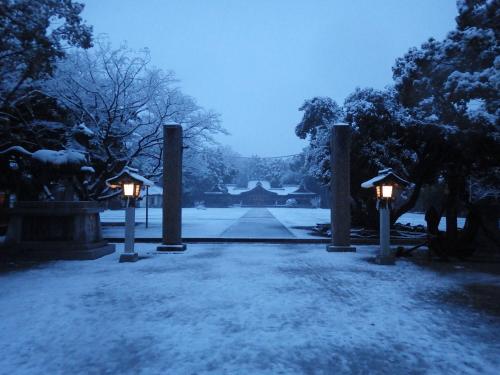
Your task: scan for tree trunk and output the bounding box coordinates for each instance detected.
[445,171,459,241]
[391,179,424,225]
[351,196,378,229]
[0,191,9,235]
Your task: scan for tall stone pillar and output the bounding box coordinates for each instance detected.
[327,123,356,252]
[157,124,186,252]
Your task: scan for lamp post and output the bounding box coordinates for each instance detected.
[106,167,153,263]
[361,169,409,265]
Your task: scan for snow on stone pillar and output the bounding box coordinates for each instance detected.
[157,124,186,252]
[327,123,356,252]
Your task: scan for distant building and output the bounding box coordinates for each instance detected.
[137,184,163,208]
[204,180,319,207]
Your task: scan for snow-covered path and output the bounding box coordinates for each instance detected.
[100,208,465,239]
[221,208,295,238]
[0,244,498,374]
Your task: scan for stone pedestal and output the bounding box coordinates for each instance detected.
[375,206,394,265]
[157,124,186,252]
[119,252,139,262]
[120,204,138,262]
[376,206,395,265]
[2,201,115,260]
[327,123,356,252]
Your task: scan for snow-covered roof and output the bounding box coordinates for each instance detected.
[289,183,316,195]
[248,180,270,190]
[361,169,410,189]
[139,185,163,197]
[224,181,302,196]
[269,185,304,196]
[106,167,154,188]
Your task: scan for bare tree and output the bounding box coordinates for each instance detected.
[44,39,225,199]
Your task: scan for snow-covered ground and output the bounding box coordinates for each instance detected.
[0,244,498,374]
[101,207,252,238]
[100,208,465,238]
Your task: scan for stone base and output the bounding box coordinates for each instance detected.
[10,242,115,260]
[119,252,139,263]
[156,243,187,252]
[375,255,395,265]
[3,201,114,261]
[326,244,356,252]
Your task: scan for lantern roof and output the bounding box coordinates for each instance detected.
[361,168,410,189]
[106,167,154,189]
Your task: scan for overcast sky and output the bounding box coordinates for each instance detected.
[81,0,457,157]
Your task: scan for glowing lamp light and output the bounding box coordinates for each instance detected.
[382,185,393,199]
[121,182,141,198]
[375,184,394,200]
[123,183,135,197]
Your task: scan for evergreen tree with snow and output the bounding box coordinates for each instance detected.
[393,0,499,240]
[295,97,343,184]
[296,0,499,236]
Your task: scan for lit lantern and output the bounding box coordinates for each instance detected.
[375,184,395,200]
[106,167,152,199]
[363,169,407,205]
[123,183,135,197]
[122,182,141,198]
[382,185,393,199]
[361,168,410,265]
[106,167,154,262]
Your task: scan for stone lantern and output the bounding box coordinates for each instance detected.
[361,168,409,264]
[106,167,153,262]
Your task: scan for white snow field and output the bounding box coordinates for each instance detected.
[101,207,465,238]
[0,244,498,375]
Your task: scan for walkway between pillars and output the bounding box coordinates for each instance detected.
[221,208,296,239]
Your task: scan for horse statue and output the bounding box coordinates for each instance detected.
[0,123,96,200]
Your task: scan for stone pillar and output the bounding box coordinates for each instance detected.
[327,123,356,252]
[157,124,186,252]
[376,206,394,264]
[120,201,139,262]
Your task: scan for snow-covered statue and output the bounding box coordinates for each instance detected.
[0,123,95,200]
